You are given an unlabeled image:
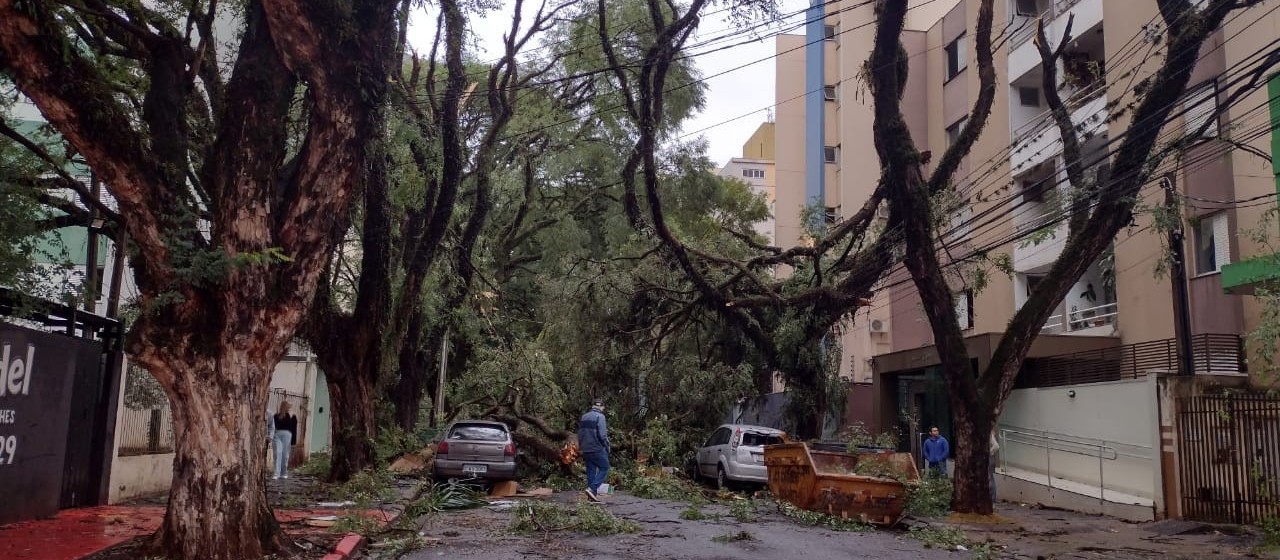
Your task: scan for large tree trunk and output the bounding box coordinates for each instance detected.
[949,407,994,513]
[326,368,378,482]
[390,314,432,432]
[144,347,288,558]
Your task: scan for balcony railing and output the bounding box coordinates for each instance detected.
[1041,301,1117,334]
[1009,0,1087,51]
[1011,80,1107,146]
[1016,334,1247,389]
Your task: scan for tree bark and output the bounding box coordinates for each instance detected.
[152,356,284,558]
[325,363,379,482]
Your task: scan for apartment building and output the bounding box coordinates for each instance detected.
[715,122,778,244]
[774,0,1278,521]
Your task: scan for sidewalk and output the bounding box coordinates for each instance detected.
[0,505,393,560]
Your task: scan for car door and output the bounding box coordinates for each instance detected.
[699,428,727,477]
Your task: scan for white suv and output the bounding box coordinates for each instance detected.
[694,424,786,489]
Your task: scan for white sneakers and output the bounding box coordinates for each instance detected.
[584,488,600,502]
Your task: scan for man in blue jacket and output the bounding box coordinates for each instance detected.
[923,426,949,478]
[578,398,610,502]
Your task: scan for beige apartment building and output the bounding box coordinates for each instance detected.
[715,122,778,245]
[773,0,1280,521]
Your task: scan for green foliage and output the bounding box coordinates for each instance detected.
[330,468,396,506]
[839,422,899,450]
[295,453,332,478]
[330,508,378,536]
[679,504,718,521]
[510,501,641,536]
[403,480,487,519]
[905,477,954,518]
[1259,516,1280,550]
[374,424,424,465]
[711,531,757,543]
[908,526,969,549]
[727,498,758,523]
[907,526,999,558]
[331,511,382,535]
[614,467,708,505]
[772,499,870,531]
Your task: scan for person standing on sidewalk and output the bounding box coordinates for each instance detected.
[578,398,610,502]
[922,427,949,478]
[271,401,298,480]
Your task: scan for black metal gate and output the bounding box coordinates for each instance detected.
[0,288,123,524]
[1178,393,1280,524]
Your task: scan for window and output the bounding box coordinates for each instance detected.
[448,423,508,441]
[741,168,765,179]
[825,206,840,225]
[823,145,839,163]
[824,85,838,101]
[1021,178,1049,203]
[946,117,968,147]
[955,290,975,330]
[824,24,837,40]
[1183,80,1219,138]
[1015,0,1040,17]
[712,428,732,446]
[740,432,784,447]
[1018,86,1041,107]
[1193,212,1231,275]
[948,205,973,241]
[1025,274,1045,296]
[945,34,967,80]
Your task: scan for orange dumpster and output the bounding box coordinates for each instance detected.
[764,442,918,526]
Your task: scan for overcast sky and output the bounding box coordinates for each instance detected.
[405,0,810,168]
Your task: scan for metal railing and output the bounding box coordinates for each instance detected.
[117,405,175,456]
[1018,334,1246,389]
[1041,301,1117,334]
[1009,0,1087,51]
[998,425,1152,507]
[1010,80,1107,146]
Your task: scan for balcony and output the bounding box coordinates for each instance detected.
[1009,0,1103,80]
[1011,85,1107,175]
[1041,301,1116,335]
[1016,334,1248,389]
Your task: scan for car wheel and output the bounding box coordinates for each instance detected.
[716,464,728,491]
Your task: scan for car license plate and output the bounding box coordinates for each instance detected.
[462,464,487,474]
[751,452,763,463]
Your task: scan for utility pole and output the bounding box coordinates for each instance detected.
[83,175,101,319]
[1164,177,1195,376]
[434,327,449,427]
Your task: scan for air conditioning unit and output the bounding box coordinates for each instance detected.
[869,319,890,334]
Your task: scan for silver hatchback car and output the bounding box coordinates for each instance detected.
[432,420,518,481]
[695,424,786,489]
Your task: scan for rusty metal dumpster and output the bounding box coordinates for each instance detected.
[764,442,918,526]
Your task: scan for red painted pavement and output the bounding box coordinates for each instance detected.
[0,506,390,560]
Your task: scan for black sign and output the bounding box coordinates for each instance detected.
[0,323,78,525]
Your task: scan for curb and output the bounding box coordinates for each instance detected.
[321,533,364,560]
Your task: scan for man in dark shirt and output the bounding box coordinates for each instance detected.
[578,399,610,502]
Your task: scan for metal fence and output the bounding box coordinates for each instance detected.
[116,405,175,456]
[1017,334,1245,389]
[1179,392,1280,524]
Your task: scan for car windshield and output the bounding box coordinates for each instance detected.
[740,432,783,447]
[448,424,507,441]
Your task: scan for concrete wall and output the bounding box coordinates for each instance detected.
[999,377,1157,500]
[108,453,174,503]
